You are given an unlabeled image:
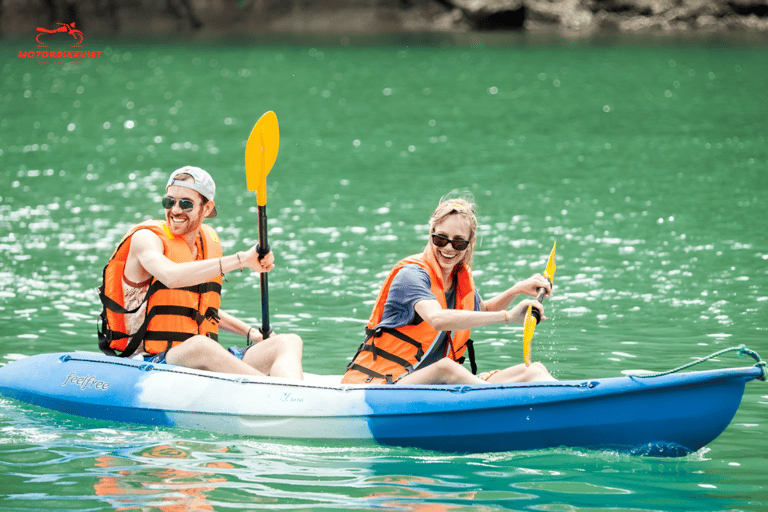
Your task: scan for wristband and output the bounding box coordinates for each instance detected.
[219,257,228,282]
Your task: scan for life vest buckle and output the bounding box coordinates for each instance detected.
[196,307,220,326]
[205,307,220,324]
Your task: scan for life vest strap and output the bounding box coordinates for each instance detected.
[98,279,165,316]
[366,327,424,361]
[97,312,130,357]
[143,331,196,342]
[346,363,394,384]
[359,343,413,372]
[178,281,222,296]
[457,339,477,375]
[146,304,198,319]
[98,308,151,358]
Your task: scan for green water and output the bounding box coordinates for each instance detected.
[1,35,767,510]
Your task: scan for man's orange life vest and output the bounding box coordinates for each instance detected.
[98,220,223,357]
[341,248,476,384]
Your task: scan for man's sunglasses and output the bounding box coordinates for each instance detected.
[162,196,196,212]
[431,233,471,251]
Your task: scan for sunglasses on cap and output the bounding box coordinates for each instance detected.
[162,196,197,212]
[431,233,471,251]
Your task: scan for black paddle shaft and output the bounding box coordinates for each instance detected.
[531,281,550,323]
[257,204,271,338]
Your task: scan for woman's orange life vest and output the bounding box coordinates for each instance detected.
[341,248,476,384]
[98,220,223,357]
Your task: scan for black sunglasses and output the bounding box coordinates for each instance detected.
[431,233,471,251]
[162,196,196,212]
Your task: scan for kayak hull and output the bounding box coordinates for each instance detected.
[0,352,760,455]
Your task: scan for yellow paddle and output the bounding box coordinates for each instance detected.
[245,111,280,339]
[523,242,557,366]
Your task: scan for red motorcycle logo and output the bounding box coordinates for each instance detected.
[36,22,83,47]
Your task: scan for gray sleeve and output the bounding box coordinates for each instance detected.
[376,265,436,329]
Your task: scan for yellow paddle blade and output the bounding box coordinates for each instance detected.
[543,241,557,283]
[245,111,279,206]
[523,304,537,367]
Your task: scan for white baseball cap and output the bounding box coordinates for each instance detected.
[166,166,217,218]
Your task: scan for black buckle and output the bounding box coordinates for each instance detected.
[197,307,220,325]
[205,307,220,324]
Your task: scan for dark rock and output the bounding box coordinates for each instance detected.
[728,0,768,16]
[449,0,526,29]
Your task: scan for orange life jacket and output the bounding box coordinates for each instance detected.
[341,248,476,384]
[98,220,223,357]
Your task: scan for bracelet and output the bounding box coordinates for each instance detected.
[247,327,253,345]
[219,257,228,282]
[236,252,243,271]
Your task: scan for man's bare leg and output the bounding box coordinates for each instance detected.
[242,333,304,380]
[165,335,266,376]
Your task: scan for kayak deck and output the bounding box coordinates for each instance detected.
[0,351,762,456]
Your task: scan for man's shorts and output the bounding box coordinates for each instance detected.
[143,346,251,364]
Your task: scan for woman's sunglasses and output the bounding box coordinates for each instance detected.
[431,233,471,251]
[162,196,196,212]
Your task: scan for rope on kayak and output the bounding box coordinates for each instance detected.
[635,344,766,381]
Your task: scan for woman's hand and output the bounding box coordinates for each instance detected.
[514,274,553,299]
[241,246,275,273]
[506,299,546,324]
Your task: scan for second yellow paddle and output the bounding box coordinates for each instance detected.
[523,242,557,366]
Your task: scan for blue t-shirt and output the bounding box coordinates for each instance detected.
[377,265,481,367]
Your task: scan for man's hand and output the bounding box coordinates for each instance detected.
[241,246,275,273]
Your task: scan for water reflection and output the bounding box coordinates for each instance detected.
[93,445,230,511]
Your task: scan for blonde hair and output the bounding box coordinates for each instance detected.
[428,192,478,269]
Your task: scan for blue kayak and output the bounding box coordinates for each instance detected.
[0,351,763,456]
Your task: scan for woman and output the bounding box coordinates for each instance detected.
[341,196,555,385]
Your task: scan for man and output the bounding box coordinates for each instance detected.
[98,165,303,379]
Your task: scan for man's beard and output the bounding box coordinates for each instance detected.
[167,212,203,236]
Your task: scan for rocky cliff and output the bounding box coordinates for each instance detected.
[3,0,768,37]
